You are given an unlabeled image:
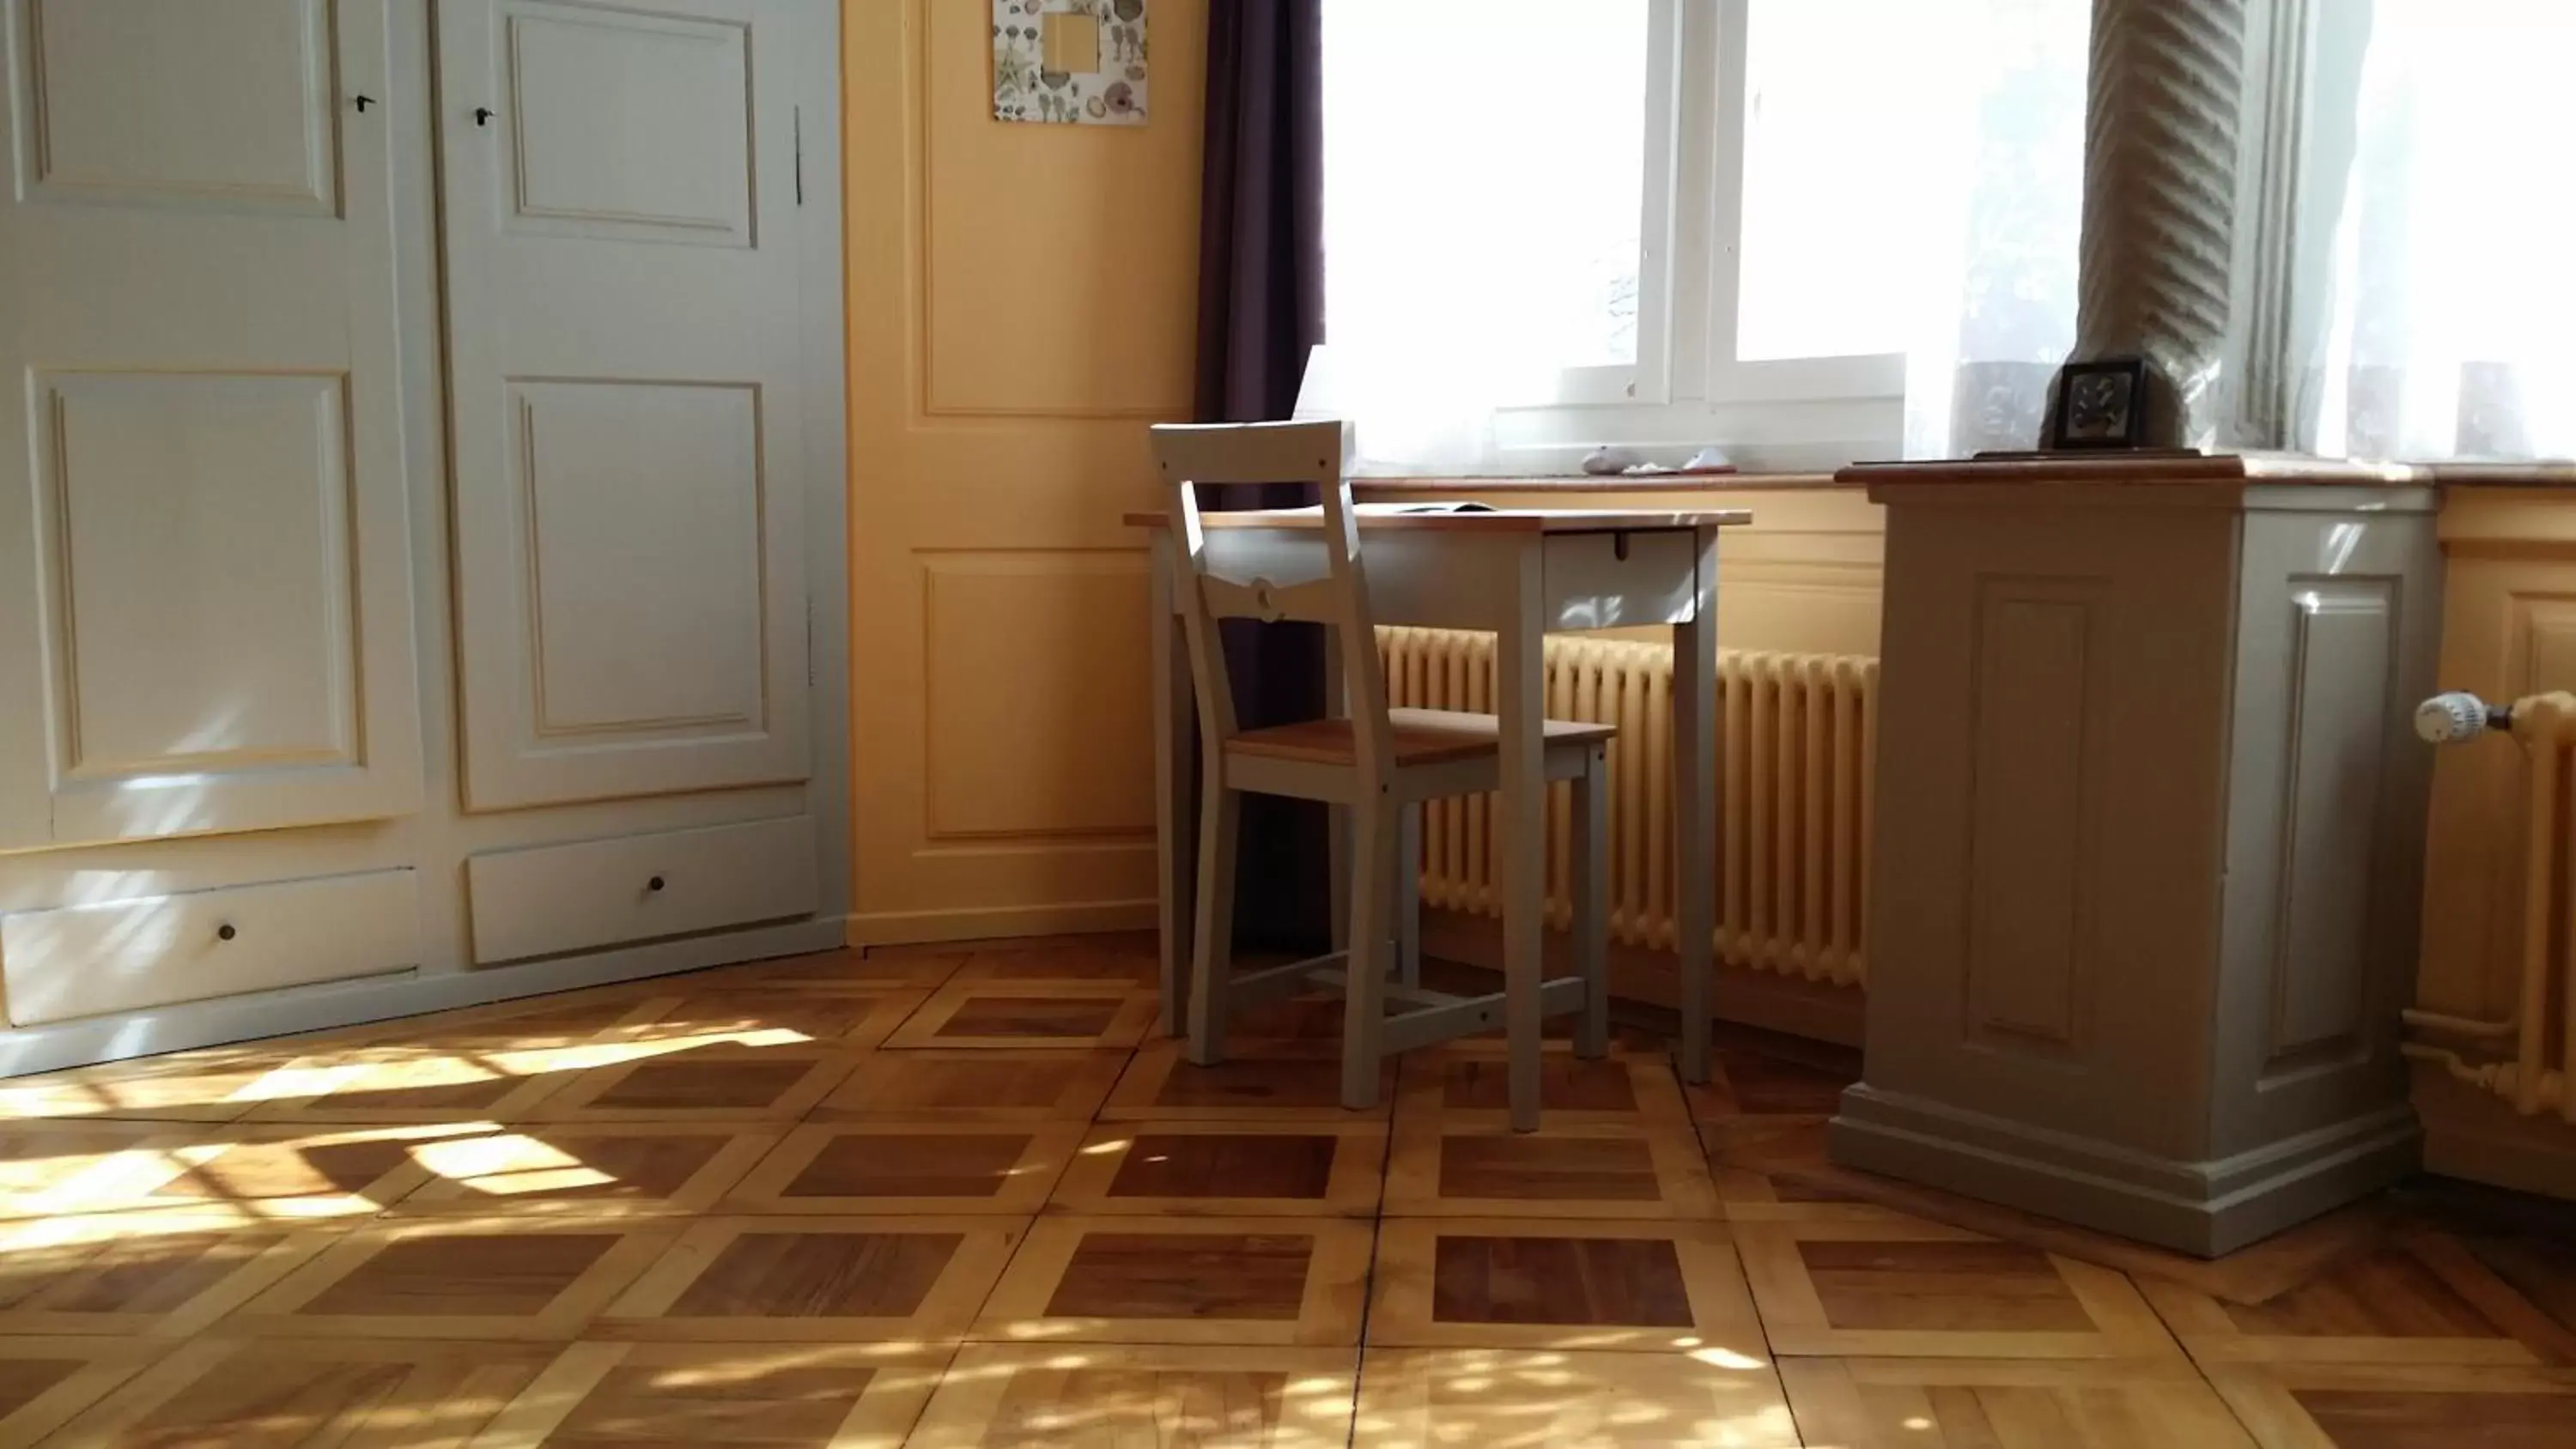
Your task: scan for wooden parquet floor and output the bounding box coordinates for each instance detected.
[0,932,2569,1446]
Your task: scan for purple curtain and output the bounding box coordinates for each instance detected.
[1194,0,1329,950]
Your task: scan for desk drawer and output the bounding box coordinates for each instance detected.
[468,815,817,965]
[1541,528,1700,630]
[1,870,419,1027]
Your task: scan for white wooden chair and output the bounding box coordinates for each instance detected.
[1155,420,1616,1117]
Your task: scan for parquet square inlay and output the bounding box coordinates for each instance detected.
[602,1216,1018,1342]
[909,1343,1358,1448]
[948,933,1161,987]
[1356,1347,1801,1448]
[0,1209,334,1337]
[1435,1235,1695,1326]
[349,988,662,1055]
[1778,1356,2257,1448]
[228,1216,676,1341]
[1736,1217,2182,1359]
[52,1123,477,1222]
[532,1045,859,1123]
[0,1053,312,1125]
[621,986,932,1050]
[0,1337,170,1445]
[0,1122,182,1217]
[1686,1047,1858,1118]
[1398,1046,1692,1129]
[477,1341,951,1447]
[1698,1114,1831,1174]
[975,1216,1372,1346]
[725,1122,1082,1215]
[1103,1042,1397,1123]
[809,1049,1128,1122]
[39,1337,554,1449]
[1385,1119,1716,1220]
[2202,1361,2576,1449]
[885,980,1157,1051]
[392,1124,779,1216]
[1230,993,1357,1045]
[1706,1118,1910,1225]
[1370,1218,1768,1355]
[1048,1120,1385,1217]
[2137,1229,2576,1367]
[232,1049,580,1125]
[2457,1224,2576,1339]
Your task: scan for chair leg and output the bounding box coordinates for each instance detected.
[1396,802,1424,989]
[1327,803,1352,956]
[1185,778,1241,1068]
[1342,792,1398,1110]
[1573,745,1611,1060]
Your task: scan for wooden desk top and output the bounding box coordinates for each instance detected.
[1123,505,1755,533]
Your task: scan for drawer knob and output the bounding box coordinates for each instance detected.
[216,923,237,943]
[647,875,667,893]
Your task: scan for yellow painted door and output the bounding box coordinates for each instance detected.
[841,0,1206,943]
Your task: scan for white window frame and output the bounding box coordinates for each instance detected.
[1492,0,1906,471]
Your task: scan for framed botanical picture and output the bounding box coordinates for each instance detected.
[993,0,1149,126]
[2050,356,2149,449]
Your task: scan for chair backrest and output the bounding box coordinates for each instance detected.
[1150,420,1395,782]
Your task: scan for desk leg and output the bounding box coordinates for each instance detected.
[1324,627,1350,956]
[1150,534,1194,1039]
[1498,539,1548,1131]
[1673,525,1721,1084]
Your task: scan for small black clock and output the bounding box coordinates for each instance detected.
[2050,356,2149,450]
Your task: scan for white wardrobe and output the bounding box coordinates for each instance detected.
[0,0,850,1073]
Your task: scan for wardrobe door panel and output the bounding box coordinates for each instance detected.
[21,0,335,211]
[440,0,811,811]
[0,0,423,849]
[39,374,363,788]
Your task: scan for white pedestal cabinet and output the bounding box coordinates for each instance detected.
[1830,458,2441,1256]
[0,0,849,1071]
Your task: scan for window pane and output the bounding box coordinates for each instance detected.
[2303,0,2576,458]
[1323,1,1649,380]
[1736,0,2087,363]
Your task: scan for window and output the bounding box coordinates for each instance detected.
[2291,0,2576,458]
[1315,0,2090,472]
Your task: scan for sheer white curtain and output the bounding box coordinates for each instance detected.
[1306,0,1650,474]
[1888,0,2087,458]
[2296,0,2576,460]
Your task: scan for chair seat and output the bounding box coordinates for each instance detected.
[1224,707,1616,767]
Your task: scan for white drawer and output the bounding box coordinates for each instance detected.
[1,870,420,1027]
[467,815,818,966]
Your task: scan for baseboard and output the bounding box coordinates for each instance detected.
[2414,1064,2576,1202]
[0,917,847,1079]
[1831,1082,2421,1258]
[1416,908,1864,1047]
[845,899,1157,949]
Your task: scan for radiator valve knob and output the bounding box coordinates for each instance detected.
[2415,691,2503,745]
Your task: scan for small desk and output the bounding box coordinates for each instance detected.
[1132,506,1753,1121]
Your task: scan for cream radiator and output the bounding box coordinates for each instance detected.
[2409,690,2576,1119]
[1377,627,1877,988]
